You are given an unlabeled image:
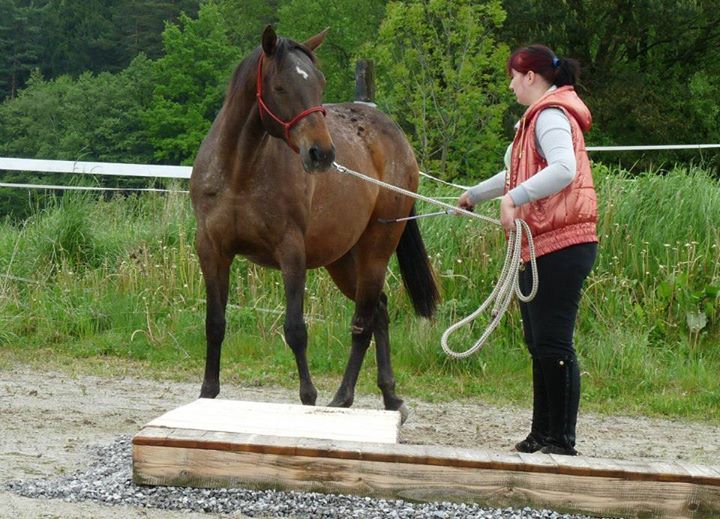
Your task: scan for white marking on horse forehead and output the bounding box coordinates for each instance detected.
[295,65,309,80]
[290,54,310,80]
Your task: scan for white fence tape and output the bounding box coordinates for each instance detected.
[1,143,718,191]
[0,182,187,193]
[0,157,191,179]
[586,144,720,152]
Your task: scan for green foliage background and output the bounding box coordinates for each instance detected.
[368,0,510,178]
[2,0,718,177]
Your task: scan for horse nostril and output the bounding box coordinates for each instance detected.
[309,146,321,164]
[307,145,334,169]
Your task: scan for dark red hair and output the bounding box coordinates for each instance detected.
[508,45,580,87]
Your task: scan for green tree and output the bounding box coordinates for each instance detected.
[112,0,201,61]
[143,2,239,164]
[216,0,286,52]
[30,0,199,80]
[276,0,387,103]
[368,0,510,179]
[0,56,155,163]
[0,57,158,220]
[38,0,121,77]
[0,0,42,100]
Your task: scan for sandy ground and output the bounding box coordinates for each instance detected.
[1,366,719,518]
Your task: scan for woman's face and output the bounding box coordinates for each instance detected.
[509,69,532,106]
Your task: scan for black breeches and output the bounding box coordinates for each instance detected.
[518,242,597,359]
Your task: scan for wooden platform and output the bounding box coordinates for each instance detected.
[132,399,720,518]
[142,398,401,444]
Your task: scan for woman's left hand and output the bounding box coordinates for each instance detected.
[500,194,517,233]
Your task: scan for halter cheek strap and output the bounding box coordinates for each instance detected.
[256,53,327,153]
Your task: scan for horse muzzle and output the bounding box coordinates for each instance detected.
[301,143,336,173]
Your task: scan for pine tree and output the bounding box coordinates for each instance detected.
[112,0,201,61]
[0,0,42,100]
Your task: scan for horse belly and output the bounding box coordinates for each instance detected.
[304,201,370,268]
[304,229,359,268]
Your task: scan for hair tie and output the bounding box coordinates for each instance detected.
[552,56,560,68]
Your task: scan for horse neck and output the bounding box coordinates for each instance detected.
[218,63,267,181]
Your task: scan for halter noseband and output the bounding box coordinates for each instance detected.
[256,53,327,153]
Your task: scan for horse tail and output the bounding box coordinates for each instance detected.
[395,205,440,318]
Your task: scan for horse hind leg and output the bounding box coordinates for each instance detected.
[327,256,386,410]
[327,298,375,409]
[373,292,409,423]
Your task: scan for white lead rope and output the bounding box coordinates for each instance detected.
[332,162,500,226]
[441,219,537,358]
[332,161,538,357]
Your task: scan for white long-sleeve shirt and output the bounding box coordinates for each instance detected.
[467,106,576,206]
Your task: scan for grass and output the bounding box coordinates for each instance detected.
[0,165,718,422]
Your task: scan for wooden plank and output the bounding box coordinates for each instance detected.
[133,442,720,518]
[678,462,720,479]
[133,427,720,487]
[133,401,720,518]
[146,399,400,444]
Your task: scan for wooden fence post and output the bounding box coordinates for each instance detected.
[354,59,376,106]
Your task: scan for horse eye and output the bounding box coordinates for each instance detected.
[273,86,286,94]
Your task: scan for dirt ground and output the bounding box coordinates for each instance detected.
[1,366,719,518]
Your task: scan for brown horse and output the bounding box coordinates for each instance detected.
[190,26,439,420]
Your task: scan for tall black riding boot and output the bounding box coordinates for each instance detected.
[538,356,580,456]
[515,359,549,453]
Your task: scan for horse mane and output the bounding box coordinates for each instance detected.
[220,38,316,152]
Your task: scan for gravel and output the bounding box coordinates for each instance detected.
[9,367,717,518]
[5,436,607,518]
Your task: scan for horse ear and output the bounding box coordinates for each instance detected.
[262,25,277,55]
[303,28,330,51]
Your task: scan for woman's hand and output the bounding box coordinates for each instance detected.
[500,194,517,232]
[457,191,475,212]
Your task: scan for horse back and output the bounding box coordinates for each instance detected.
[327,103,418,191]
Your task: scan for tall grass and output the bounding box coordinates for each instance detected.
[0,166,717,421]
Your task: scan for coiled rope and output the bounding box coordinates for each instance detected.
[332,161,538,357]
[440,218,537,358]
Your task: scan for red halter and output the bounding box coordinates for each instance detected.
[256,53,327,153]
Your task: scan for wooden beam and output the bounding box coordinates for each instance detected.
[354,59,375,104]
[133,401,720,518]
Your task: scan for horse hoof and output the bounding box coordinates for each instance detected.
[300,392,317,406]
[199,383,219,399]
[398,403,410,424]
[327,396,353,408]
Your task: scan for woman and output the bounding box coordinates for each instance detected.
[457,45,598,456]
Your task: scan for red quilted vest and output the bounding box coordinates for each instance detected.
[507,86,598,261]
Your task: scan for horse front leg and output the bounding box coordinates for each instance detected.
[198,241,232,399]
[281,252,317,406]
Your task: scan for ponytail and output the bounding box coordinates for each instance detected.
[553,57,580,87]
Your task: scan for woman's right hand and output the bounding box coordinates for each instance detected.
[457,191,475,212]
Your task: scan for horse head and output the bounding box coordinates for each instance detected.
[257,26,335,173]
